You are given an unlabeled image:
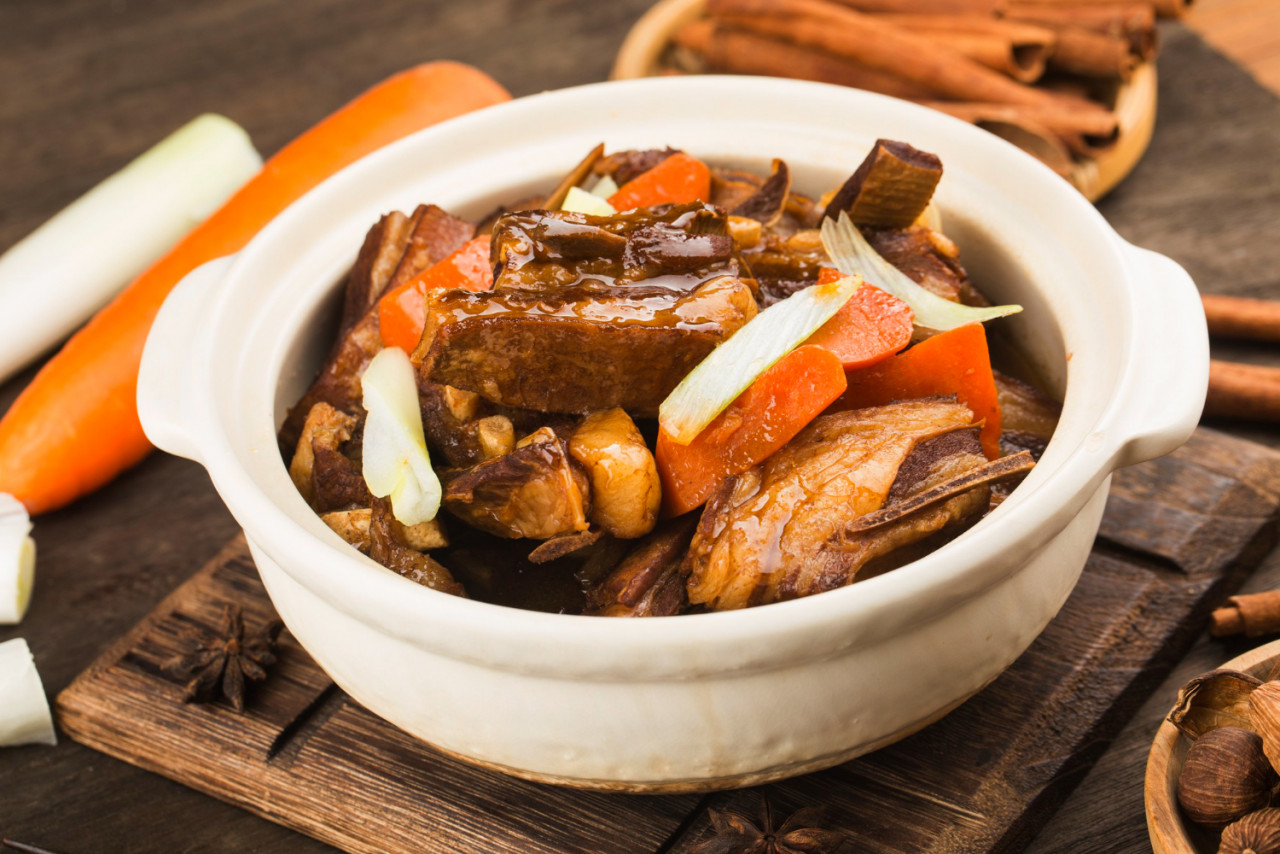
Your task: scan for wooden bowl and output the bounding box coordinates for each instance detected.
[1145,638,1280,853]
[613,0,1157,202]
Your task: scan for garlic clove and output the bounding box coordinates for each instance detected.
[1249,681,1280,777]
[1169,669,1262,740]
[1220,808,1280,854]
[0,493,36,624]
[0,638,56,746]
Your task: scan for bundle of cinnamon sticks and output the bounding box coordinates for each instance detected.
[665,0,1176,178]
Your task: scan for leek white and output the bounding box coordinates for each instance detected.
[561,186,617,216]
[0,638,56,747]
[0,114,262,381]
[361,348,441,525]
[0,494,35,625]
[821,213,1021,331]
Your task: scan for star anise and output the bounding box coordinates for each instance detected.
[692,794,847,854]
[161,605,283,713]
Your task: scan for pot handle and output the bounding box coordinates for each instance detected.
[136,256,235,464]
[1106,244,1208,469]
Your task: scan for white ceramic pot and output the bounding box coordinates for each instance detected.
[137,77,1207,792]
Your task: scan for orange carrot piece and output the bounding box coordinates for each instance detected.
[831,323,1003,459]
[607,152,711,211]
[804,267,913,370]
[656,344,848,516]
[378,235,493,351]
[0,62,511,514]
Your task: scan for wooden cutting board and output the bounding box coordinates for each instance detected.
[55,426,1280,854]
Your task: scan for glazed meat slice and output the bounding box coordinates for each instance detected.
[279,205,475,449]
[490,203,735,291]
[441,436,591,540]
[416,274,757,415]
[684,399,1020,611]
[585,517,698,617]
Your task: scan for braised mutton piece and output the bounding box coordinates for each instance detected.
[368,500,465,596]
[280,205,475,450]
[441,436,591,540]
[684,399,1033,611]
[585,517,699,617]
[417,204,756,415]
[417,275,756,415]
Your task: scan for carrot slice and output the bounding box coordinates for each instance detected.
[378,235,493,352]
[831,323,1003,459]
[0,62,510,515]
[804,267,913,370]
[656,344,847,516]
[607,152,711,211]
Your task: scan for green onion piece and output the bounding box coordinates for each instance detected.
[361,348,441,525]
[659,276,861,445]
[820,212,1021,331]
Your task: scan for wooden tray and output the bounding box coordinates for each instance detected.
[611,0,1157,202]
[52,426,1280,853]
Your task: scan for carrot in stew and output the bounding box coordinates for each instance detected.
[607,152,712,211]
[0,62,511,515]
[379,235,493,351]
[804,266,914,370]
[831,322,1003,459]
[656,344,848,516]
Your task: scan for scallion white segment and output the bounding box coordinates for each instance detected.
[0,494,35,625]
[0,638,56,747]
[659,276,861,445]
[821,213,1021,331]
[561,186,617,217]
[361,348,441,526]
[0,114,262,382]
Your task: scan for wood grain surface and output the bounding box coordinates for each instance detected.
[51,429,1280,853]
[2,2,1279,852]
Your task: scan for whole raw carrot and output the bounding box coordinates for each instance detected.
[0,62,510,514]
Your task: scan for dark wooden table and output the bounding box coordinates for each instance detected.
[2,3,1278,851]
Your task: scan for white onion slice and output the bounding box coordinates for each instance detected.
[0,114,262,382]
[821,212,1021,332]
[0,494,35,625]
[361,347,441,525]
[0,638,56,747]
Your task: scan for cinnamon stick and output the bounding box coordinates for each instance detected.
[917,99,1117,139]
[826,0,1004,13]
[1211,591,1280,638]
[1205,359,1280,422]
[1049,26,1137,80]
[1203,294,1280,343]
[974,118,1076,175]
[1003,3,1157,60]
[871,15,1057,82]
[1008,0,1189,20]
[672,20,943,100]
[706,0,1096,109]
